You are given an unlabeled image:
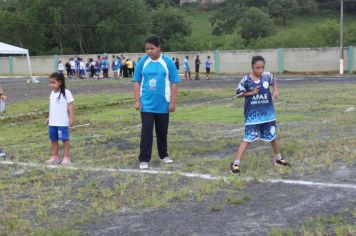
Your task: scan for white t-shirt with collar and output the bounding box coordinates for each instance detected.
[49,89,74,127]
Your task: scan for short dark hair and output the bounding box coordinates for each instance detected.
[145,36,162,48]
[252,55,265,67]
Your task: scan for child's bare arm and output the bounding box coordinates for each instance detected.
[0,86,7,101]
[68,102,75,127]
[237,86,260,97]
[169,84,178,112]
[133,82,141,110]
[272,75,278,100]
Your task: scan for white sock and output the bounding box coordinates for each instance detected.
[275,153,282,161]
[233,160,240,166]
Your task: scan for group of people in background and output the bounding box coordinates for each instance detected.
[59,55,135,80]
[58,54,214,81]
[174,55,213,81]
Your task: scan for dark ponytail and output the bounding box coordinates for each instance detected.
[49,72,66,98]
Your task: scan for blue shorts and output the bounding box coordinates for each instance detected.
[49,126,69,141]
[244,121,277,142]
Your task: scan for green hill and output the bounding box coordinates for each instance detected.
[176,4,356,50]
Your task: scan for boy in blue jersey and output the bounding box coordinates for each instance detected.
[230,56,290,174]
[114,56,121,79]
[183,56,192,80]
[95,55,102,79]
[112,55,117,78]
[205,56,212,80]
[132,36,180,170]
[75,57,80,77]
[101,56,109,78]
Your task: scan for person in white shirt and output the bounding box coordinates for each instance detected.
[58,61,64,75]
[69,58,76,78]
[79,59,86,79]
[0,85,7,157]
[46,72,75,165]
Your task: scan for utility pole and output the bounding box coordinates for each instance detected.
[340,0,344,75]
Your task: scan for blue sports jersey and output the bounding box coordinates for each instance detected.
[101,59,109,69]
[115,59,121,70]
[111,60,116,71]
[75,60,80,71]
[236,72,275,125]
[132,54,180,113]
[95,60,101,69]
[205,59,212,69]
[85,64,90,73]
[183,59,190,70]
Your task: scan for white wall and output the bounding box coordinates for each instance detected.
[0,47,355,76]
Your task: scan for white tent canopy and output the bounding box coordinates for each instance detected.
[0,42,33,76]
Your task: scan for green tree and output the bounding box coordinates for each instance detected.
[0,0,47,54]
[345,25,356,45]
[0,0,150,54]
[297,0,318,13]
[210,0,251,35]
[311,20,339,47]
[151,6,192,51]
[239,7,276,42]
[95,0,150,53]
[267,0,299,25]
[145,0,174,9]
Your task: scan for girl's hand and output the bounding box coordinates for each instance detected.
[134,101,141,110]
[251,86,260,96]
[169,102,176,113]
[45,118,49,126]
[69,119,74,127]
[272,92,278,101]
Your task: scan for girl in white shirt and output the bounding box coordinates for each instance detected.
[46,72,75,165]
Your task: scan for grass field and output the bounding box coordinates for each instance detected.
[0,77,356,235]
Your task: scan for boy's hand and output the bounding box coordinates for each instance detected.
[169,102,176,113]
[45,118,49,126]
[134,101,142,110]
[69,119,74,127]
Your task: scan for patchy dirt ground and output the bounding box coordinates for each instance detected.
[88,181,356,236]
[1,76,356,235]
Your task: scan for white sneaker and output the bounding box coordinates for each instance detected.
[139,162,149,170]
[161,157,173,164]
[0,149,6,158]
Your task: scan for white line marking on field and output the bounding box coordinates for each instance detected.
[268,179,356,190]
[71,123,91,128]
[1,160,356,190]
[0,160,226,181]
[345,107,355,112]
